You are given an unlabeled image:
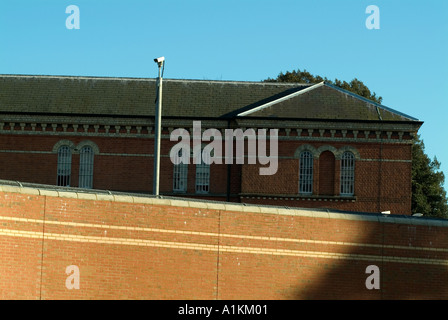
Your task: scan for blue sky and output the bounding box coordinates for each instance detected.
[1,0,448,188]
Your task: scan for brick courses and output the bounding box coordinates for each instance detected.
[0,184,447,300]
[0,131,414,214]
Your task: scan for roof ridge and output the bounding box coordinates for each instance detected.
[0,74,312,86]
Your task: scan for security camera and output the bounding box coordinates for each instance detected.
[154,56,165,64]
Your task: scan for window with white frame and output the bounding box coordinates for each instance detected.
[195,151,210,194]
[340,151,355,196]
[57,146,72,187]
[173,149,188,192]
[299,151,313,194]
[79,145,94,189]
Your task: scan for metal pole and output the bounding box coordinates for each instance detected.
[153,62,163,196]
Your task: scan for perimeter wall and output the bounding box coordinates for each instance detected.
[0,184,447,300]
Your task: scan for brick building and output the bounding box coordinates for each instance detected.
[0,74,422,215]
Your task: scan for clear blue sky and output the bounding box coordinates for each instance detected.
[1,0,448,189]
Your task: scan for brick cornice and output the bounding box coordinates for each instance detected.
[0,114,417,144]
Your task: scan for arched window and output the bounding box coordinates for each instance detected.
[79,146,94,189]
[57,146,72,187]
[299,151,313,194]
[340,151,355,196]
[196,151,210,194]
[173,148,188,192]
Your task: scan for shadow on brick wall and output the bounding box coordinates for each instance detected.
[295,217,448,300]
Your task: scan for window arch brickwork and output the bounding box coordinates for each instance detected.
[53,140,99,188]
[294,144,360,197]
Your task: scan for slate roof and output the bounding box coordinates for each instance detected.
[0,74,421,123]
[0,74,308,119]
[231,82,420,122]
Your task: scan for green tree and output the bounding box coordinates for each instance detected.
[411,135,448,218]
[264,69,383,104]
[265,69,448,218]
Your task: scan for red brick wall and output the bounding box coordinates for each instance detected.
[0,185,447,300]
[318,151,335,195]
[0,133,413,214]
[241,140,413,215]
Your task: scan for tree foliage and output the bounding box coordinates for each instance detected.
[265,69,448,218]
[411,135,448,218]
[264,69,383,104]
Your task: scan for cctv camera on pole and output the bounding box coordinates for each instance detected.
[153,56,164,196]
